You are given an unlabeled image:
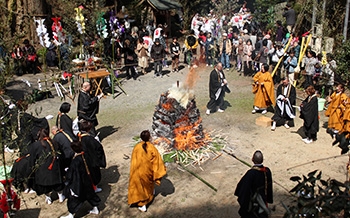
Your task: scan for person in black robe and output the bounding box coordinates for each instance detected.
[13,100,51,154]
[77,82,103,136]
[60,141,101,218]
[52,126,75,173]
[235,150,273,218]
[78,120,106,192]
[28,128,65,204]
[56,102,74,138]
[300,85,319,144]
[10,101,52,193]
[206,62,229,115]
[271,77,296,130]
[10,153,32,192]
[123,39,138,80]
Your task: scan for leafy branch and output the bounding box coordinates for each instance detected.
[283,170,350,218]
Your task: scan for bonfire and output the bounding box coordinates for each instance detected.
[151,68,225,166]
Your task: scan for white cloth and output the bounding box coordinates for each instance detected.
[215,71,225,100]
[276,94,295,119]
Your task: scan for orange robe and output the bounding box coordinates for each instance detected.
[341,97,350,133]
[325,92,347,132]
[252,71,275,109]
[128,141,166,206]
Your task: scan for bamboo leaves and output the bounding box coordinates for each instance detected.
[284,170,350,217]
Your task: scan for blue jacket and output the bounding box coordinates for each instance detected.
[284,56,298,73]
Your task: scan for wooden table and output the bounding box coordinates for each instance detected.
[78,69,110,96]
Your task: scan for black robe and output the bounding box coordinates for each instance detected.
[300,95,319,139]
[28,140,63,195]
[10,153,31,191]
[206,68,226,111]
[65,154,100,214]
[271,84,296,126]
[56,113,74,138]
[79,133,106,185]
[15,112,49,154]
[235,165,273,218]
[77,91,99,126]
[53,131,75,170]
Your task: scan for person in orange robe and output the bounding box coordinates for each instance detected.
[343,97,350,134]
[325,84,347,137]
[128,130,167,212]
[252,64,275,115]
[334,96,350,154]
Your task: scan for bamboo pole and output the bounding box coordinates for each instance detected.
[293,34,312,86]
[177,161,217,192]
[223,150,293,195]
[286,153,346,171]
[271,37,293,77]
[223,150,251,167]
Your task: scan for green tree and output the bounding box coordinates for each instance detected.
[334,41,350,87]
[177,0,212,30]
[254,0,278,30]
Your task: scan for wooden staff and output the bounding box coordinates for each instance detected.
[271,37,293,77]
[177,161,217,192]
[286,153,347,171]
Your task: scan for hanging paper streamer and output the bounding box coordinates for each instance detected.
[51,17,66,45]
[109,10,119,38]
[75,7,85,34]
[96,12,108,39]
[34,18,51,47]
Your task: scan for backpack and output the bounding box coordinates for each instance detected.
[248,166,271,217]
[248,191,271,217]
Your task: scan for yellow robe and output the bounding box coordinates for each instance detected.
[252,71,275,108]
[343,99,350,134]
[325,92,347,131]
[128,141,166,206]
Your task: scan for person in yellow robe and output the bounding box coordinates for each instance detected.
[128,130,166,212]
[252,64,275,114]
[343,97,350,134]
[325,84,347,137]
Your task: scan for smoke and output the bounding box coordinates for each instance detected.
[184,67,199,90]
[168,67,199,108]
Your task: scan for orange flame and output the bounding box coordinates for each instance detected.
[154,137,171,146]
[173,117,211,150]
[162,102,173,111]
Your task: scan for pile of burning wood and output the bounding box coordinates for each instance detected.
[152,82,210,151]
[151,80,226,166]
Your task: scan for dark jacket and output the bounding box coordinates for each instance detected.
[151,43,165,61]
[123,44,137,64]
[283,8,296,26]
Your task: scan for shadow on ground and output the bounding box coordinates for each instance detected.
[97,125,120,142]
[72,165,120,217]
[8,208,41,218]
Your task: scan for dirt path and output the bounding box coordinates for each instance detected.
[5,63,348,218]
